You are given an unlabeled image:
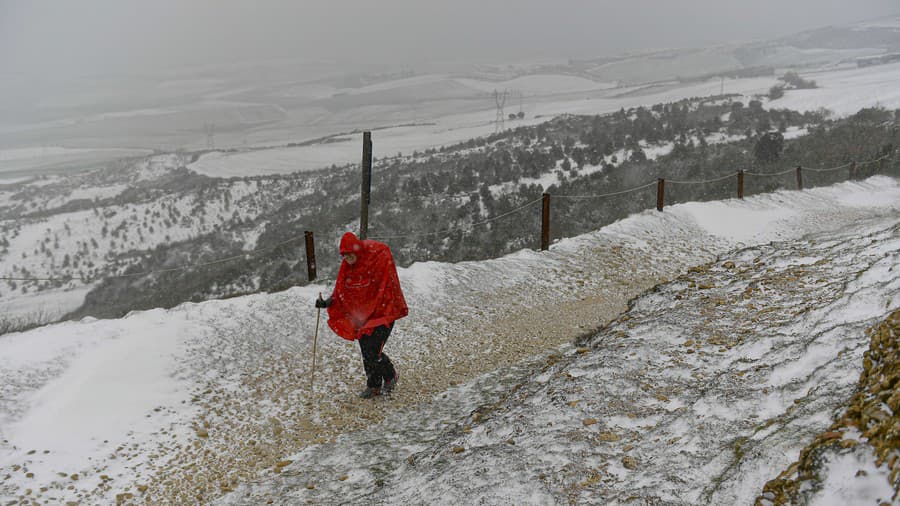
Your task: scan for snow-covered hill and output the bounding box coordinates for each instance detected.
[186,61,900,178]
[1,176,898,504]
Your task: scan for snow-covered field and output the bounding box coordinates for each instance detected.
[1,175,897,504]
[186,75,775,178]
[774,62,900,117]
[853,17,900,30]
[454,74,618,94]
[0,147,154,181]
[187,62,900,178]
[0,285,96,326]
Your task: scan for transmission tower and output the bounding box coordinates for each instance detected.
[204,123,216,150]
[494,89,509,133]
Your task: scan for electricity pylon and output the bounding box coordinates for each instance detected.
[494,89,509,133]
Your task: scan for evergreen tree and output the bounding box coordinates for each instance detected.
[754,132,785,163]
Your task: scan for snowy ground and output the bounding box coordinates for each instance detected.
[0,147,154,182]
[1,175,898,504]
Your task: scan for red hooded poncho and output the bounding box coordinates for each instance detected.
[326,232,408,341]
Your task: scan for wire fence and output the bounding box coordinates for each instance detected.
[1,152,895,287]
[744,167,801,177]
[369,195,545,240]
[551,181,658,199]
[666,172,740,185]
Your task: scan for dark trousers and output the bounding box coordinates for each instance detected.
[359,324,396,388]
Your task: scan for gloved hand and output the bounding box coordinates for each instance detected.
[315,295,332,309]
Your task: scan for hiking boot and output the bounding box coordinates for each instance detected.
[382,374,398,395]
[358,386,380,399]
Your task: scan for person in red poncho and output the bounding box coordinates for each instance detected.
[315,232,408,398]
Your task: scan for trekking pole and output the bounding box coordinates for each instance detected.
[310,293,323,390]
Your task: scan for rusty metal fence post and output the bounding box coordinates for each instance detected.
[737,170,744,199]
[796,165,803,190]
[541,193,550,251]
[304,231,317,282]
[656,178,665,211]
[360,131,372,240]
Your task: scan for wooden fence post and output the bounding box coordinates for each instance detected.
[737,170,744,199]
[359,131,373,240]
[850,161,856,179]
[796,165,803,191]
[541,193,550,251]
[656,178,665,212]
[304,231,317,282]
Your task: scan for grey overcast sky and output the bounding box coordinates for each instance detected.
[2,0,899,78]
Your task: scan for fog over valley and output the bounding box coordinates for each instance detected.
[1,0,899,156]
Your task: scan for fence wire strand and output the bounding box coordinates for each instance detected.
[803,161,854,173]
[371,195,544,240]
[860,153,891,166]
[667,172,739,185]
[552,181,657,199]
[744,167,797,177]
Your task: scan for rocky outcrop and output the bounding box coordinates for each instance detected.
[757,309,900,505]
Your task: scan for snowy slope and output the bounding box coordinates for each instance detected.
[773,62,900,117]
[0,152,321,321]
[1,176,898,504]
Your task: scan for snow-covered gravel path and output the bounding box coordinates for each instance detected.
[218,194,900,505]
[1,177,898,505]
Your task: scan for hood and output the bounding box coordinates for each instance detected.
[339,232,364,255]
